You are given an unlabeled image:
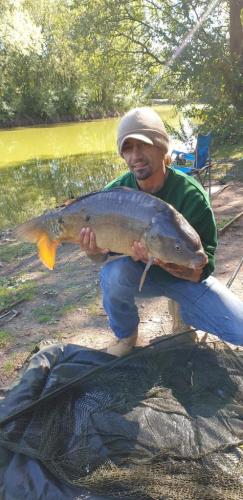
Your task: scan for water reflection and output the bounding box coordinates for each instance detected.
[0,153,126,230]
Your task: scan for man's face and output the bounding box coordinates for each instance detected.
[122,138,164,181]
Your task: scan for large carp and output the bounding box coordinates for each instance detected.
[15,187,208,276]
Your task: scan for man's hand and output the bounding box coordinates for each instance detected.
[132,241,204,282]
[80,227,109,256]
[131,241,149,263]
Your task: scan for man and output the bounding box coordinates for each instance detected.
[80,107,243,355]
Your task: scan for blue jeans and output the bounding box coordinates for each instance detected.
[100,257,243,345]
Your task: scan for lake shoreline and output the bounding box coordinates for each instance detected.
[0,110,124,131]
[0,101,173,130]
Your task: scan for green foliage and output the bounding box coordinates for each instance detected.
[0,0,148,124]
[0,0,242,142]
[138,0,243,145]
[186,102,243,146]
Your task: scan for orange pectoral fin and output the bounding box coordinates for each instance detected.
[37,234,59,270]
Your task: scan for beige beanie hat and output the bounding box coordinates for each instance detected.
[117,107,170,155]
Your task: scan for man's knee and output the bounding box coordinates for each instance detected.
[100,259,126,291]
[100,258,141,291]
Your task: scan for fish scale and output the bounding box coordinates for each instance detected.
[14,187,208,274]
[67,188,163,223]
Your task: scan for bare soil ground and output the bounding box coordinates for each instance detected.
[0,181,243,389]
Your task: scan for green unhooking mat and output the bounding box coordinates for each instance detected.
[0,332,243,499]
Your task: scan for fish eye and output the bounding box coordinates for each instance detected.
[175,242,182,252]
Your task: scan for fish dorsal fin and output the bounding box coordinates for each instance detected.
[37,233,59,270]
[103,186,134,193]
[68,186,134,203]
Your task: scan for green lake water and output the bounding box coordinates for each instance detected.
[0,105,178,230]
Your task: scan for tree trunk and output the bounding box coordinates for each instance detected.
[229,0,243,109]
[229,0,243,57]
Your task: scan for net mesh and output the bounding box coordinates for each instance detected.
[0,333,243,498]
[82,450,243,499]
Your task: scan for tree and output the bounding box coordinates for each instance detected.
[229,0,243,109]
[0,0,242,142]
[70,0,154,114]
[0,0,152,124]
[111,0,243,143]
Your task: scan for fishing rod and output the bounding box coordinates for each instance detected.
[226,255,243,289]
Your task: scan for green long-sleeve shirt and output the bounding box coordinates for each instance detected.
[104,167,217,283]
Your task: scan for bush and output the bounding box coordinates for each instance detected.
[186,102,243,146]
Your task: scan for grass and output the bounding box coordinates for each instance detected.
[0,330,12,348]
[32,299,78,324]
[216,218,233,231]
[31,282,101,324]
[0,275,37,311]
[2,358,16,375]
[1,351,28,376]
[61,302,77,314]
[87,300,101,316]
[0,241,35,264]
[32,304,61,324]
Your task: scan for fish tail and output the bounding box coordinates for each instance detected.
[14,220,59,270]
[37,233,59,270]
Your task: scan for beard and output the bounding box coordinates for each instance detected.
[132,165,152,180]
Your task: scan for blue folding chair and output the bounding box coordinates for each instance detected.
[172,132,212,197]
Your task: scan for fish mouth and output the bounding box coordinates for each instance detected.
[193,252,208,269]
[165,251,208,270]
[179,251,208,270]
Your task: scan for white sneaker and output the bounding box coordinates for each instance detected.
[105,329,138,356]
